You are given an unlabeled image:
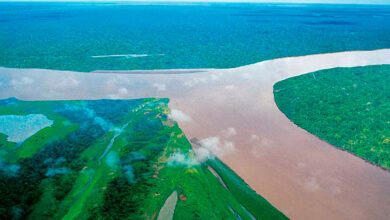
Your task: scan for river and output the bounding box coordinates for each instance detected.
[1,49,390,219]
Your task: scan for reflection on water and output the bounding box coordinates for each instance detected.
[1,49,390,219]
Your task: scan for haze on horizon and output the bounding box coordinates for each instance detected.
[1,0,390,5]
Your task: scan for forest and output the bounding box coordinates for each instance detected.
[274,65,390,169]
[0,98,287,220]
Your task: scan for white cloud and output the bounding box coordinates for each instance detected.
[168,109,192,123]
[194,136,235,161]
[193,147,211,162]
[199,137,220,153]
[168,136,236,166]
[167,152,200,167]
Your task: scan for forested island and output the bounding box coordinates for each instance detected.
[274,65,390,169]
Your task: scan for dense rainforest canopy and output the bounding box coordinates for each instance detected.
[274,65,390,169]
[0,98,287,220]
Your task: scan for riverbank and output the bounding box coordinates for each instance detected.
[1,49,390,219]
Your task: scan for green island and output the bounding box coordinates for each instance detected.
[274,65,390,170]
[0,98,287,220]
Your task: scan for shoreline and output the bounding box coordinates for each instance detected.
[1,48,389,74]
[1,48,390,219]
[6,94,390,173]
[275,106,390,173]
[91,69,212,74]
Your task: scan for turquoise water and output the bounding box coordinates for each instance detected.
[0,2,390,71]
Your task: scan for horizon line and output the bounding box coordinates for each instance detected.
[1,0,390,6]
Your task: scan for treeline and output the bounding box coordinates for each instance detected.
[87,101,170,219]
[0,114,105,219]
[86,99,144,125]
[274,65,390,169]
[0,99,171,219]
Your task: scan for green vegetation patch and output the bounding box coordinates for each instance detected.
[0,98,286,219]
[274,65,390,169]
[208,158,287,219]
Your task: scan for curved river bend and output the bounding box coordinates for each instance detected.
[1,49,390,220]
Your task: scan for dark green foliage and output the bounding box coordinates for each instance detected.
[0,109,105,219]
[86,99,145,125]
[90,114,168,219]
[0,98,286,219]
[208,158,288,220]
[53,174,77,201]
[0,97,17,106]
[97,177,154,220]
[274,65,390,169]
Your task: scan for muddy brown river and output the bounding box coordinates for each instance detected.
[1,49,390,219]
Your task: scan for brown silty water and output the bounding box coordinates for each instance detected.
[1,49,390,219]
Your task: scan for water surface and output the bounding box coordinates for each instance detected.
[0,114,53,143]
[1,50,390,219]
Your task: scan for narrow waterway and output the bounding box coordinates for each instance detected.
[98,122,130,165]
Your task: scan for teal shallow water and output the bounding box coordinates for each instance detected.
[0,2,390,71]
